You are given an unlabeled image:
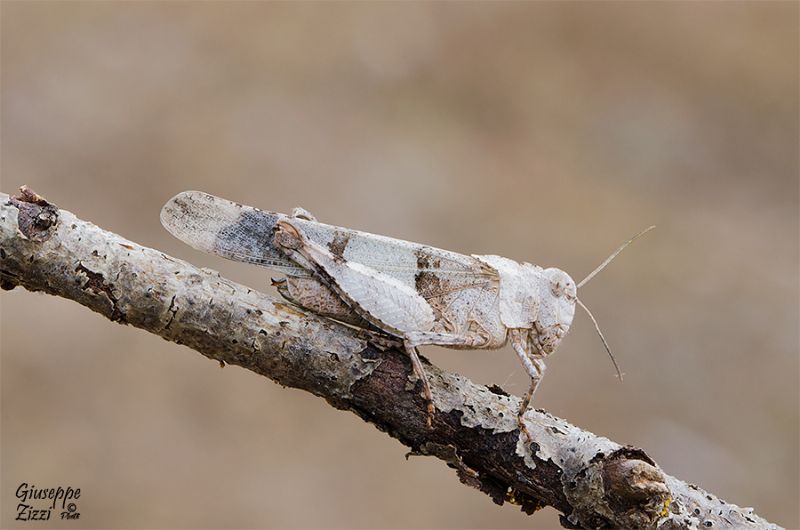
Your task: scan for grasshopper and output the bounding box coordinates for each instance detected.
[161,191,652,434]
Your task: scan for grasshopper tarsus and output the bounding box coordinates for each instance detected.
[519,422,534,446]
[425,403,435,429]
[517,377,541,444]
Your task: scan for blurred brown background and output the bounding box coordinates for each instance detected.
[1,2,797,528]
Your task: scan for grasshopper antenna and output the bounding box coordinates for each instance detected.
[577,225,656,288]
[575,225,654,380]
[576,298,623,381]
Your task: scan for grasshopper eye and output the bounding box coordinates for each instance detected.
[546,269,576,300]
[551,280,564,297]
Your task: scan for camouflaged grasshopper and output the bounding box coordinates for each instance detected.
[161,191,652,434]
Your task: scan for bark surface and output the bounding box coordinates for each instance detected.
[0,188,782,529]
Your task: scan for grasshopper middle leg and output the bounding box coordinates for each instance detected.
[403,330,493,428]
[403,341,436,428]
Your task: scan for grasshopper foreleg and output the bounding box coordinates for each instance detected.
[510,329,547,443]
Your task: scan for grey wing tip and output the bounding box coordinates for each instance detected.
[160,190,215,226]
[160,191,196,232]
[160,190,259,254]
[159,190,224,246]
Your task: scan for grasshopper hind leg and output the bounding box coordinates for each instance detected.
[403,341,435,428]
[272,276,367,327]
[273,276,401,349]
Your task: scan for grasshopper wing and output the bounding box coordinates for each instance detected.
[160,191,308,276]
[163,191,503,340]
[287,216,499,299]
[283,216,501,339]
[277,219,437,335]
[162,191,498,296]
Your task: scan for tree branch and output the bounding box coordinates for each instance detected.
[0,188,781,530]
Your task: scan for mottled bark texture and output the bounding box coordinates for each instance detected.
[0,189,782,530]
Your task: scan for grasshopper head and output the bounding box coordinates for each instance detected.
[535,268,577,354]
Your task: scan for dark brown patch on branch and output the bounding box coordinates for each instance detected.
[9,186,59,242]
[347,351,574,516]
[487,384,510,397]
[75,263,126,322]
[0,275,17,291]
